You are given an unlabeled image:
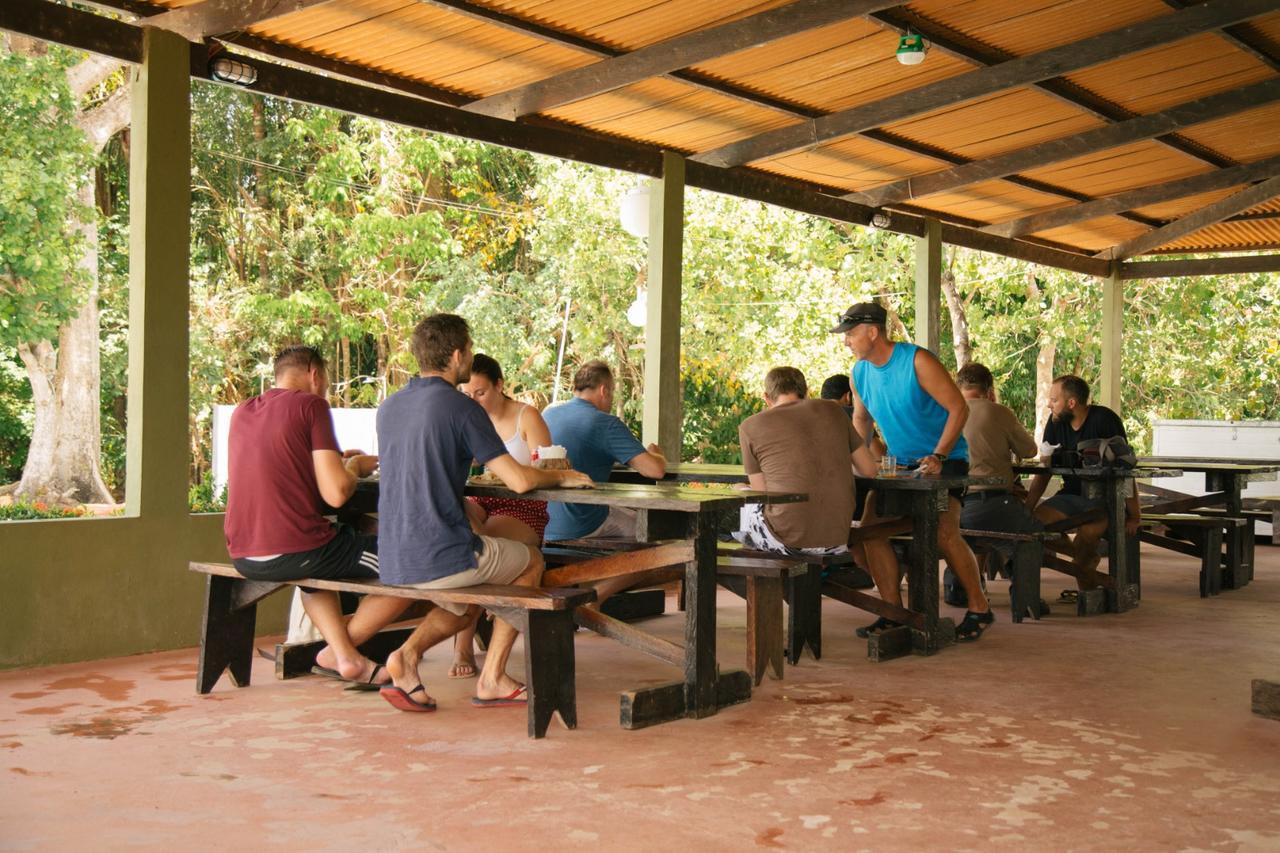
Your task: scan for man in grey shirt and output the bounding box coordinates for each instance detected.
[945,363,1043,607]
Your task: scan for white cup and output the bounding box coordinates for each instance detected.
[537,445,567,460]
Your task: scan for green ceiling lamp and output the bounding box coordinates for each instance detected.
[896,31,927,66]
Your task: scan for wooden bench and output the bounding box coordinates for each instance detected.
[716,554,803,686]
[959,528,1058,623]
[720,543,863,665]
[1140,514,1249,597]
[1245,496,1280,546]
[189,562,595,739]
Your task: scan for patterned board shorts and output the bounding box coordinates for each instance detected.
[734,503,848,557]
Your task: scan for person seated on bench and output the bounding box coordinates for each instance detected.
[735,366,878,556]
[945,362,1043,607]
[449,352,554,680]
[820,372,854,418]
[833,301,994,641]
[224,345,409,689]
[1024,374,1139,591]
[376,314,591,712]
[541,360,667,603]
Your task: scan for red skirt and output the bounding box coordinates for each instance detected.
[472,496,549,541]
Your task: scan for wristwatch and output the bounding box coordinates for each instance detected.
[927,452,948,463]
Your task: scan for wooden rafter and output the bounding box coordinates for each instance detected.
[983,155,1280,238]
[1099,176,1280,260]
[142,0,334,42]
[463,0,902,120]
[849,78,1280,207]
[691,0,1280,168]
[1121,254,1280,278]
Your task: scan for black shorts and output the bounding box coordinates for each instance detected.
[233,525,378,583]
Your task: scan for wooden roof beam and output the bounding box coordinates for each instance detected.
[1098,175,1280,260]
[983,154,1280,238]
[870,7,1236,170]
[1121,254,1280,278]
[692,0,1280,168]
[143,0,334,42]
[463,0,904,120]
[1162,0,1280,72]
[849,78,1280,207]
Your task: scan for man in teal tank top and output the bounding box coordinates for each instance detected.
[832,303,994,642]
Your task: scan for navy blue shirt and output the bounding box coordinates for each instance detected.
[376,376,507,584]
[542,397,646,541]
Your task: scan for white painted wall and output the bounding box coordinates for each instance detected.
[211,404,379,497]
[1152,419,1280,534]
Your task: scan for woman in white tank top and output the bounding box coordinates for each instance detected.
[451,353,552,678]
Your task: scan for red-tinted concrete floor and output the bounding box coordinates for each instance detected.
[3,544,1279,851]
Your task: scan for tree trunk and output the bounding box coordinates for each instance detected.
[14,58,127,505]
[15,179,114,505]
[1027,274,1056,444]
[940,258,971,367]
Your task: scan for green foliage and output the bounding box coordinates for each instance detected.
[0,347,31,481]
[188,479,227,513]
[0,500,89,520]
[0,45,93,346]
[679,360,762,464]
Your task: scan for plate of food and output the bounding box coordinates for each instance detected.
[468,470,505,487]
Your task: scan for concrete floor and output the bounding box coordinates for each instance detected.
[3,544,1279,852]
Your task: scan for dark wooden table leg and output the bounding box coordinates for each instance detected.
[1210,472,1252,588]
[904,491,949,653]
[1103,476,1138,613]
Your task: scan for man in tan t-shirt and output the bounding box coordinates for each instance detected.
[736,366,879,554]
[945,362,1043,606]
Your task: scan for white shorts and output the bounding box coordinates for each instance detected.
[734,503,848,557]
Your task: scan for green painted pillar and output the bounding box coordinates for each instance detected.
[642,152,684,460]
[914,217,941,353]
[1100,262,1123,411]
[125,26,191,520]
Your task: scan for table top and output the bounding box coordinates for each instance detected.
[1137,457,1280,474]
[665,462,1003,491]
[465,479,805,513]
[1014,464,1182,479]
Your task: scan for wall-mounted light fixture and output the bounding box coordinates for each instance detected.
[895,32,927,66]
[209,56,258,86]
[869,210,892,229]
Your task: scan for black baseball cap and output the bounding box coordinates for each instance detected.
[829,302,887,333]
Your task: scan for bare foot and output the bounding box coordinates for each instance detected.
[386,645,435,704]
[475,670,524,702]
[315,645,371,681]
[449,636,478,679]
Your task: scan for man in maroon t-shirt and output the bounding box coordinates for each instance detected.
[224,345,406,687]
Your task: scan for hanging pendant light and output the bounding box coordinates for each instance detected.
[895,32,927,66]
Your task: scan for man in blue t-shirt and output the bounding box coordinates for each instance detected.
[832,302,994,642]
[542,360,667,601]
[376,314,591,713]
[1025,374,1139,592]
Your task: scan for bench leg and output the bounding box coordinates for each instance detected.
[502,608,577,739]
[1201,527,1223,597]
[1009,542,1042,623]
[197,575,260,694]
[746,576,784,685]
[784,565,822,664]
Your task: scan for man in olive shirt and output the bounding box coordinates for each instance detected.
[945,363,1043,606]
[736,367,879,554]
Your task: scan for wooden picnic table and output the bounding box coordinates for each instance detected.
[1136,458,1280,588]
[622,461,1004,659]
[347,477,806,729]
[1014,464,1181,613]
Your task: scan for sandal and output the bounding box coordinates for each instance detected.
[855,616,902,638]
[1058,589,1079,603]
[956,609,994,642]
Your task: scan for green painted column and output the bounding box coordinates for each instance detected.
[125,26,191,520]
[1100,262,1123,411]
[642,151,685,460]
[914,217,941,353]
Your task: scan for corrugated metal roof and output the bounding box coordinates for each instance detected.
[115,0,1280,262]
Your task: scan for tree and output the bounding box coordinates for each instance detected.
[1,37,127,504]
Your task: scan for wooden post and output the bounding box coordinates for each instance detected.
[642,151,685,460]
[125,26,191,519]
[914,218,941,354]
[1099,262,1123,412]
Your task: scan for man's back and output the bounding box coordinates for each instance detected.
[963,398,1037,488]
[376,376,506,584]
[739,399,858,549]
[542,396,644,540]
[224,388,338,559]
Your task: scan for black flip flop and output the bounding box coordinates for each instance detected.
[310,663,387,691]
